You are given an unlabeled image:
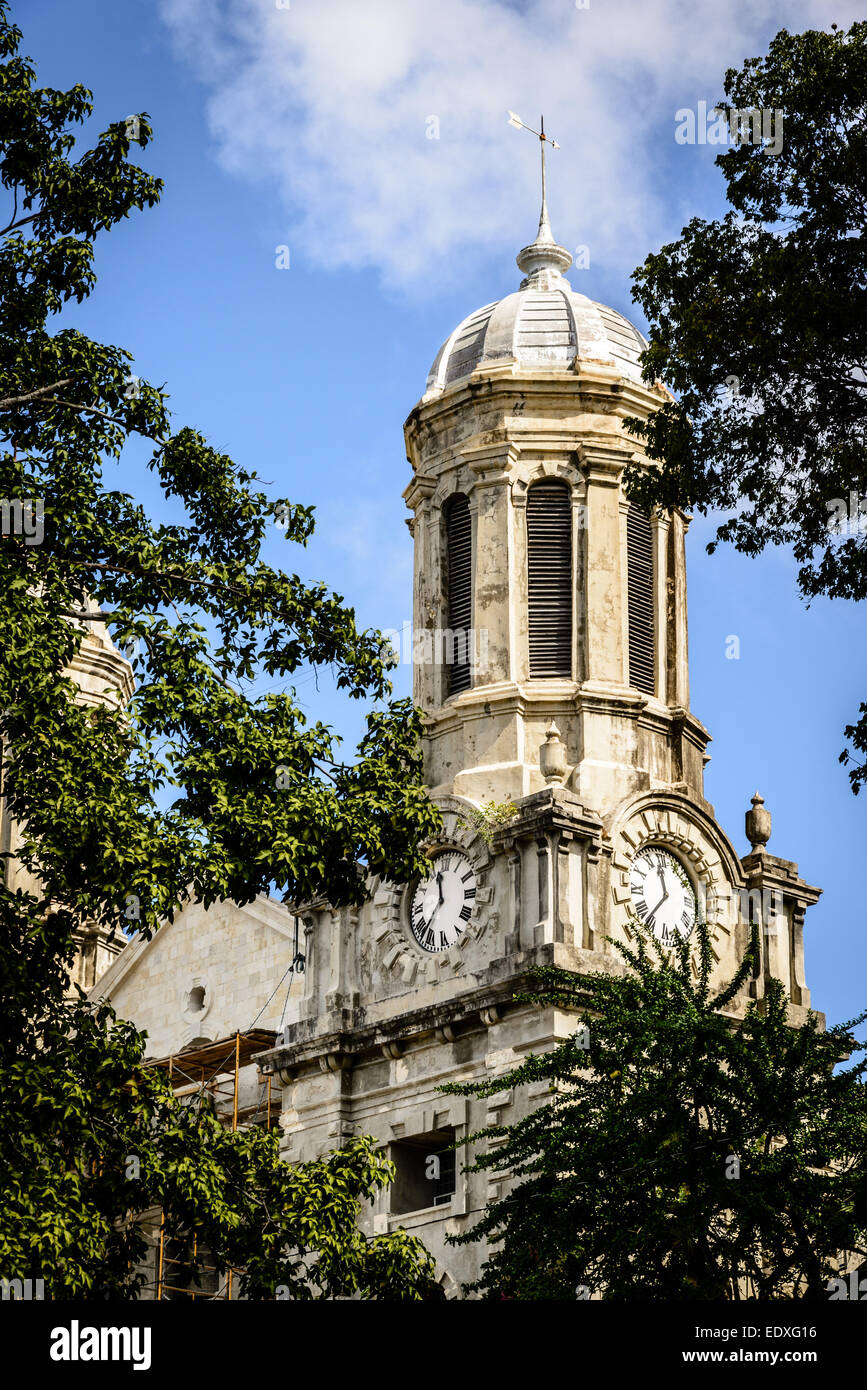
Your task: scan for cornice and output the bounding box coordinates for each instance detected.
[403,367,665,447]
[740,850,822,908]
[255,942,612,1077]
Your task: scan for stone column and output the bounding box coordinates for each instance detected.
[741,802,820,1014]
[510,479,529,683]
[535,836,551,944]
[571,478,588,685]
[404,476,437,710]
[791,907,811,1009]
[576,442,631,685]
[463,443,519,688]
[653,511,670,703]
[552,831,576,946]
[669,510,690,710]
[506,841,523,954]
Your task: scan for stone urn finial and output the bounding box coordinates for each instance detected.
[540,722,567,785]
[745,791,771,852]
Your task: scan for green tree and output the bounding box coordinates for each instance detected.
[0,5,439,1297]
[445,924,867,1300]
[623,21,867,789]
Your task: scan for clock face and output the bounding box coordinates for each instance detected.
[410,850,476,953]
[629,846,697,946]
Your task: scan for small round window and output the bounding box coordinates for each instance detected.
[186,984,206,1014]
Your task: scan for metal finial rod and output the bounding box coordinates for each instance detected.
[507,111,560,243]
[540,115,547,226]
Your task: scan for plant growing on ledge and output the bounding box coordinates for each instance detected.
[463,799,519,847]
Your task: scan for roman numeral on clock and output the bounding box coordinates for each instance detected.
[461,869,474,883]
[459,904,471,922]
[464,886,475,900]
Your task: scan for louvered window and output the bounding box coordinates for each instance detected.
[627,504,655,695]
[444,494,472,695]
[527,480,572,678]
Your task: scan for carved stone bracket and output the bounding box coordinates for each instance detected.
[318,1052,352,1075]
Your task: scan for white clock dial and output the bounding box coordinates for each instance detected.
[629,846,697,946]
[410,851,476,953]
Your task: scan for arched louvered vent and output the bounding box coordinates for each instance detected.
[627,503,655,695]
[527,480,572,678]
[444,494,472,695]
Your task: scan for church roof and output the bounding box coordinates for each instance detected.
[424,184,648,396]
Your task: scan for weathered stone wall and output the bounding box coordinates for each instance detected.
[403,367,705,817]
[258,786,821,1292]
[96,895,298,1062]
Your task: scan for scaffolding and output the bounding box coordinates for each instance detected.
[142,1029,279,1300]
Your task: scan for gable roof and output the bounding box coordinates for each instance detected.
[91,893,297,1001]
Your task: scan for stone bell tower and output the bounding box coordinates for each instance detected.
[258,183,822,1295]
[404,192,701,821]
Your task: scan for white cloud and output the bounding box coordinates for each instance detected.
[159,0,861,295]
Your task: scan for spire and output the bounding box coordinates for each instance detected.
[535,111,555,244]
[508,111,573,289]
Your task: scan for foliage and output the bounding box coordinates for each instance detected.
[1,987,439,1300]
[0,4,439,1298]
[463,798,519,847]
[622,22,867,789]
[444,920,867,1300]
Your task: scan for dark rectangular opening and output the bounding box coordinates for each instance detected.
[390,1128,457,1214]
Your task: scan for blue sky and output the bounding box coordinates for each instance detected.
[19,0,867,1033]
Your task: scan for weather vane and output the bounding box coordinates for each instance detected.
[507,112,560,222]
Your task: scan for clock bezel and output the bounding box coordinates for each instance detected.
[629,842,700,945]
[371,797,499,985]
[407,846,478,954]
[608,792,741,978]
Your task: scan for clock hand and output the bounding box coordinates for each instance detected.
[422,869,443,910]
[643,884,671,935]
[646,888,669,918]
[423,874,444,926]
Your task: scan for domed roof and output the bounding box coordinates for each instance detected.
[425,196,647,396]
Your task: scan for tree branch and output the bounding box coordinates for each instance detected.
[0,207,49,237]
[0,378,75,410]
[37,396,167,444]
[57,610,113,621]
[64,559,248,599]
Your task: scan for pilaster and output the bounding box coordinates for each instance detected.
[739,849,822,1013]
[576,439,633,686]
[463,443,519,688]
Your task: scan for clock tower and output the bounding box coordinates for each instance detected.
[257,194,822,1295]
